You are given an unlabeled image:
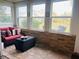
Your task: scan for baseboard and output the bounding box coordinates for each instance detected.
[71,52,79,59]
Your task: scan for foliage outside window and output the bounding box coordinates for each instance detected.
[51,0,73,33]
[31,18,44,31]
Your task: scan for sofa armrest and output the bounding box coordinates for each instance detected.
[1,36,6,42]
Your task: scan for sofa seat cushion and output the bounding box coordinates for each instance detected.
[4,35,22,41]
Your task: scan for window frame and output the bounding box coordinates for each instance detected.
[30,3,46,31]
[0,5,13,27]
[17,6,27,29]
[50,0,73,33]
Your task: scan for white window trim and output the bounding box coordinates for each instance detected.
[51,16,72,18]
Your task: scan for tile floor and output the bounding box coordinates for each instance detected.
[3,45,71,59]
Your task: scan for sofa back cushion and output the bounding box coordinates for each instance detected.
[0,27,9,31]
[1,31,7,37]
[0,27,20,37]
[0,27,9,37]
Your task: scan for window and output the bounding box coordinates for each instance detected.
[0,6,12,27]
[52,1,72,16]
[31,4,45,31]
[18,6,27,29]
[51,0,73,33]
[32,4,45,17]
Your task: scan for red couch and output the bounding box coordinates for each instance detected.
[0,27,22,47]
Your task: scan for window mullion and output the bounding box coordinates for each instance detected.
[11,3,17,27]
[27,0,32,29]
[45,0,51,31]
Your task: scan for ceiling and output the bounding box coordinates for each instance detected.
[6,0,24,2]
[3,0,68,3]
